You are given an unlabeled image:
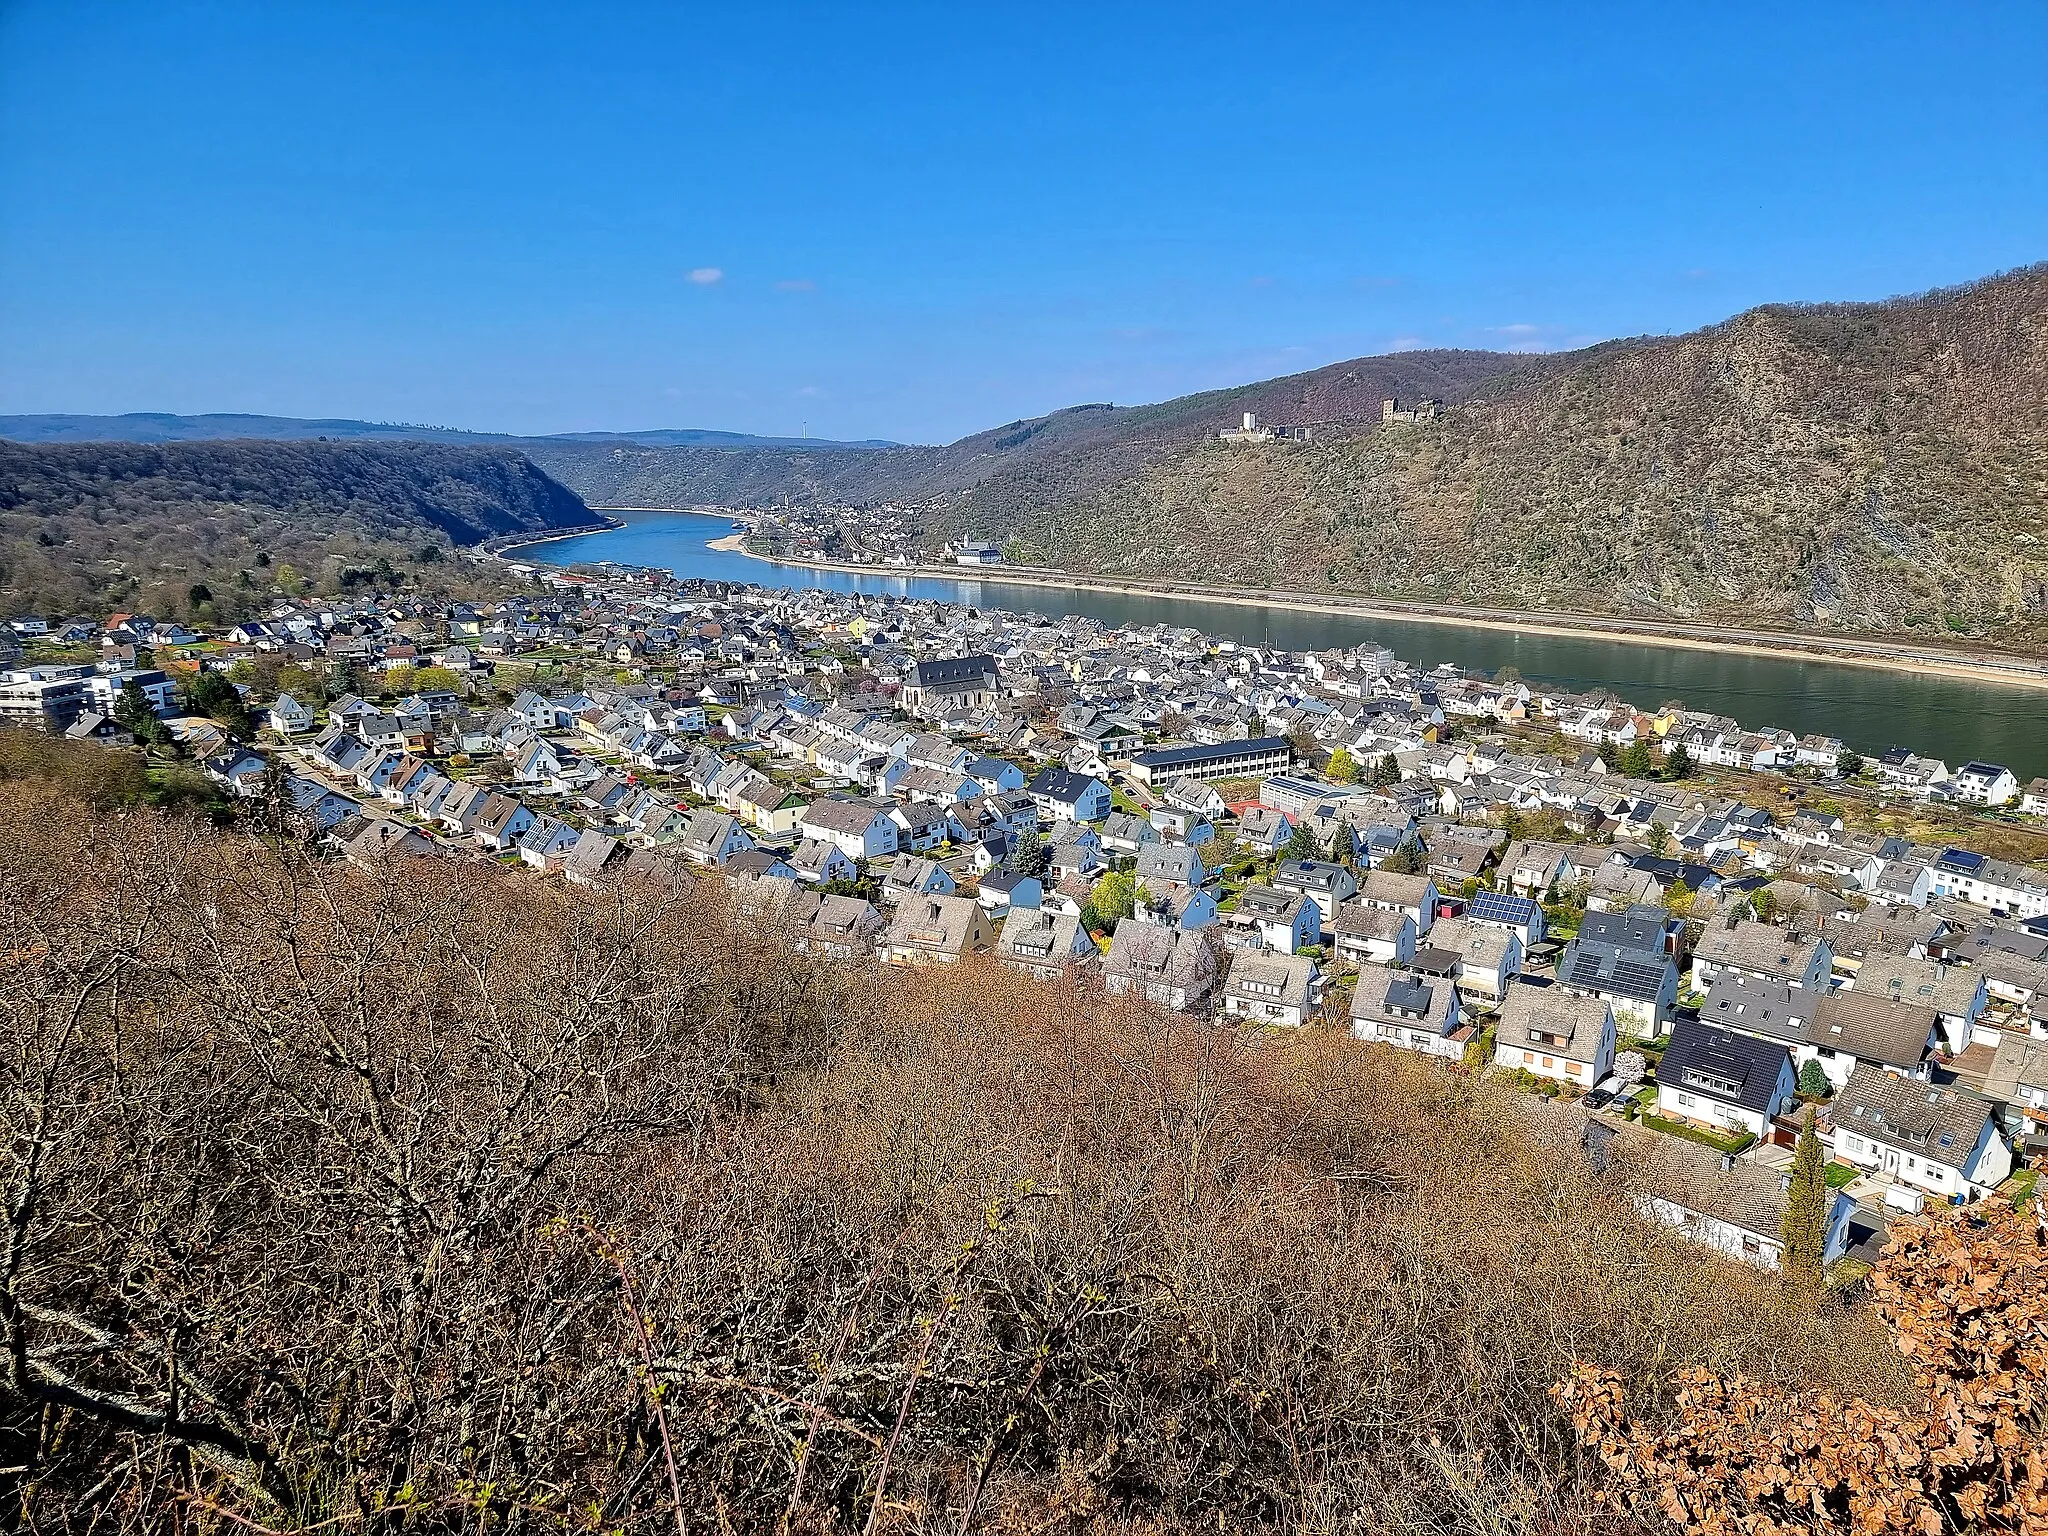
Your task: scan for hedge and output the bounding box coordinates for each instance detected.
[1638,1111,1756,1157]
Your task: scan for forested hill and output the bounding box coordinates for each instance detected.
[514,347,1535,509]
[0,439,598,621]
[928,265,2048,638]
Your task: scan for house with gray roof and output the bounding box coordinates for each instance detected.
[1220,952,1321,1028]
[1558,903,1679,1036]
[1830,1064,2010,1201]
[1103,921,1217,1014]
[996,907,1097,981]
[1350,964,1465,1060]
[882,894,994,967]
[1653,1019,1797,1140]
[1495,989,1615,1087]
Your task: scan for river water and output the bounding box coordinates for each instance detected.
[524,510,2047,781]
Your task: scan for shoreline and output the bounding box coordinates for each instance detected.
[713,545,2048,695]
[494,512,2048,694]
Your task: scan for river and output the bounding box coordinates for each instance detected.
[522,510,2048,782]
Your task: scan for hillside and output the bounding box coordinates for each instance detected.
[514,348,1535,508]
[0,764,1917,1534]
[0,439,598,621]
[935,266,2048,639]
[0,412,898,451]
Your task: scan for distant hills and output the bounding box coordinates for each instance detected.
[0,413,898,453]
[0,439,599,621]
[9,263,2046,640]
[528,266,2048,642]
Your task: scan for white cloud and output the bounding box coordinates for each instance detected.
[687,267,725,285]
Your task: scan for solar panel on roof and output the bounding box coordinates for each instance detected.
[1940,848,1986,872]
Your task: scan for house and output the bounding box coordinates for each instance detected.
[1558,904,1680,1037]
[678,810,753,867]
[900,655,1001,717]
[563,829,631,887]
[1328,902,1417,968]
[1350,965,1465,1060]
[881,894,994,967]
[1422,916,1522,1002]
[1352,869,1439,938]
[1027,767,1111,824]
[1271,860,1358,933]
[471,792,535,852]
[1829,1064,2011,1202]
[1691,921,1833,992]
[803,895,886,960]
[1236,805,1294,855]
[1983,1035,2048,1135]
[341,817,436,868]
[789,837,859,886]
[1099,810,1161,855]
[1495,989,1615,1087]
[516,815,583,871]
[1950,760,2019,807]
[1231,884,1319,955]
[882,853,957,905]
[996,907,1098,981]
[1135,842,1206,890]
[975,870,1042,917]
[1603,1125,1854,1272]
[1103,921,1217,1013]
[1220,952,1321,1028]
[1848,954,1989,1054]
[799,797,901,861]
[889,800,957,853]
[1464,889,1545,948]
[267,693,315,735]
[1653,1020,1798,1141]
[1497,840,1574,897]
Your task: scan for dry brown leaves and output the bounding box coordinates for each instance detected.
[1556,1198,2048,1534]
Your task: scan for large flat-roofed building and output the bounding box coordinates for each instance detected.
[1129,736,1291,786]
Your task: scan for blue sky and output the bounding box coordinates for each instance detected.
[2,2,2042,444]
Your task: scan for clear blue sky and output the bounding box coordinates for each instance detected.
[2,2,2043,444]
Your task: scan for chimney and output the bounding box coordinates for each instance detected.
[1779,1172,1792,1192]
[1718,1152,1736,1173]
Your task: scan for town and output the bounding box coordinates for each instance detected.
[6,556,2048,1280]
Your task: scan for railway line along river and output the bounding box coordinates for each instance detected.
[518,510,2048,783]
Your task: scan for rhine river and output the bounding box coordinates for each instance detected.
[524,510,2048,782]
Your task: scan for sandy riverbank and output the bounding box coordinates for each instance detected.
[712,544,2048,694]
[705,533,749,553]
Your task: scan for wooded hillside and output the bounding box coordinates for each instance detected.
[0,439,597,621]
[0,764,1929,1535]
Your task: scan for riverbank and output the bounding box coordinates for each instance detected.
[487,513,626,554]
[717,544,2048,694]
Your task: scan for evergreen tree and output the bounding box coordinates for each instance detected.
[1374,753,1401,789]
[1329,822,1357,867]
[1619,740,1655,779]
[182,670,253,739]
[113,678,162,744]
[1665,742,1694,779]
[1836,748,1865,779]
[1781,1106,1829,1292]
[1797,1060,1832,1099]
[1285,821,1321,862]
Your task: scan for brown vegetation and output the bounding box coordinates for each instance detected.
[1,779,1916,1533]
[0,439,593,620]
[1562,1197,2048,1533]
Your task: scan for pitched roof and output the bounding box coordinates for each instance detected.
[1835,1064,1995,1170]
[1656,1020,1792,1115]
[1810,991,1939,1070]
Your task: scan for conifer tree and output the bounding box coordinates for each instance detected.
[1781,1105,1828,1291]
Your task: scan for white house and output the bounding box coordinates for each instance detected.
[1219,952,1320,1028]
[1495,989,1615,1088]
[267,693,315,735]
[1653,1019,1798,1142]
[1350,965,1465,1061]
[1829,1064,2011,1201]
[800,797,901,861]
